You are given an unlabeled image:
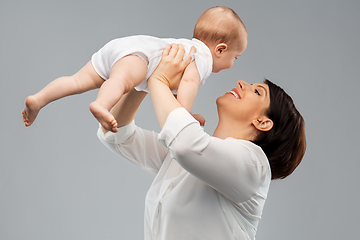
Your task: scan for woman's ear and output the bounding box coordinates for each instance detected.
[252,117,273,132]
[214,43,228,57]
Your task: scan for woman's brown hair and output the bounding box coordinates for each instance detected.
[253,79,306,180]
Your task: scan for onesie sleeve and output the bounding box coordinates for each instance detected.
[193,52,212,89]
[158,108,271,203]
[97,121,168,175]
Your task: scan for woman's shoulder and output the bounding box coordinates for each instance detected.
[219,138,271,203]
[224,137,270,170]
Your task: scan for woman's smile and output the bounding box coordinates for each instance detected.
[228,88,241,99]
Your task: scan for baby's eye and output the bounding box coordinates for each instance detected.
[255,89,261,96]
[235,57,238,60]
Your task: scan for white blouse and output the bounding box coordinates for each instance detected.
[97,108,271,240]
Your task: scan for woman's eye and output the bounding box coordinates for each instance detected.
[255,89,261,96]
[235,57,238,60]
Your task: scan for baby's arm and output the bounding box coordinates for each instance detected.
[176,61,206,126]
[176,61,200,113]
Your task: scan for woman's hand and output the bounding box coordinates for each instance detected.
[149,43,196,90]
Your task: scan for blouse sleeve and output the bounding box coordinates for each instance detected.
[97,121,168,176]
[158,108,271,203]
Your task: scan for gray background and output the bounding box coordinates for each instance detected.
[1,0,359,239]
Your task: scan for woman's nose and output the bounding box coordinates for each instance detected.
[237,80,248,90]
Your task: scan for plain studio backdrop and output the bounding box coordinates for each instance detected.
[1,0,359,239]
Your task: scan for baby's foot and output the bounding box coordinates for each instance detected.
[89,101,118,132]
[22,95,41,127]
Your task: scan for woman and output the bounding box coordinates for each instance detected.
[97,44,306,240]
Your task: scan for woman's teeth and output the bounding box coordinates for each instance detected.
[229,90,239,99]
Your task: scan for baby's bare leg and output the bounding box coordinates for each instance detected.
[89,55,147,133]
[22,61,104,126]
[101,89,148,134]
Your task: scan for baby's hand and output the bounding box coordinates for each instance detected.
[192,113,205,126]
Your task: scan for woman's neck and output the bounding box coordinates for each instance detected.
[213,119,257,141]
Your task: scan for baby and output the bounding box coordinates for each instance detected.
[22,6,247,132]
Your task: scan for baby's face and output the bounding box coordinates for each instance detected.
[212,39,247,73]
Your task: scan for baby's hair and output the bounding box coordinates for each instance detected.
[193,6,247,49]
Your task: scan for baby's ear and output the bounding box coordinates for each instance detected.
[215,43,228,56]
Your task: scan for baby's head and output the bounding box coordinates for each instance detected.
[193,6,248,73]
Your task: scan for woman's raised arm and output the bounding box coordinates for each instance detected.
[148,44,196,129]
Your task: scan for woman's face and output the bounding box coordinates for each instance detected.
[216,80,271,124]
